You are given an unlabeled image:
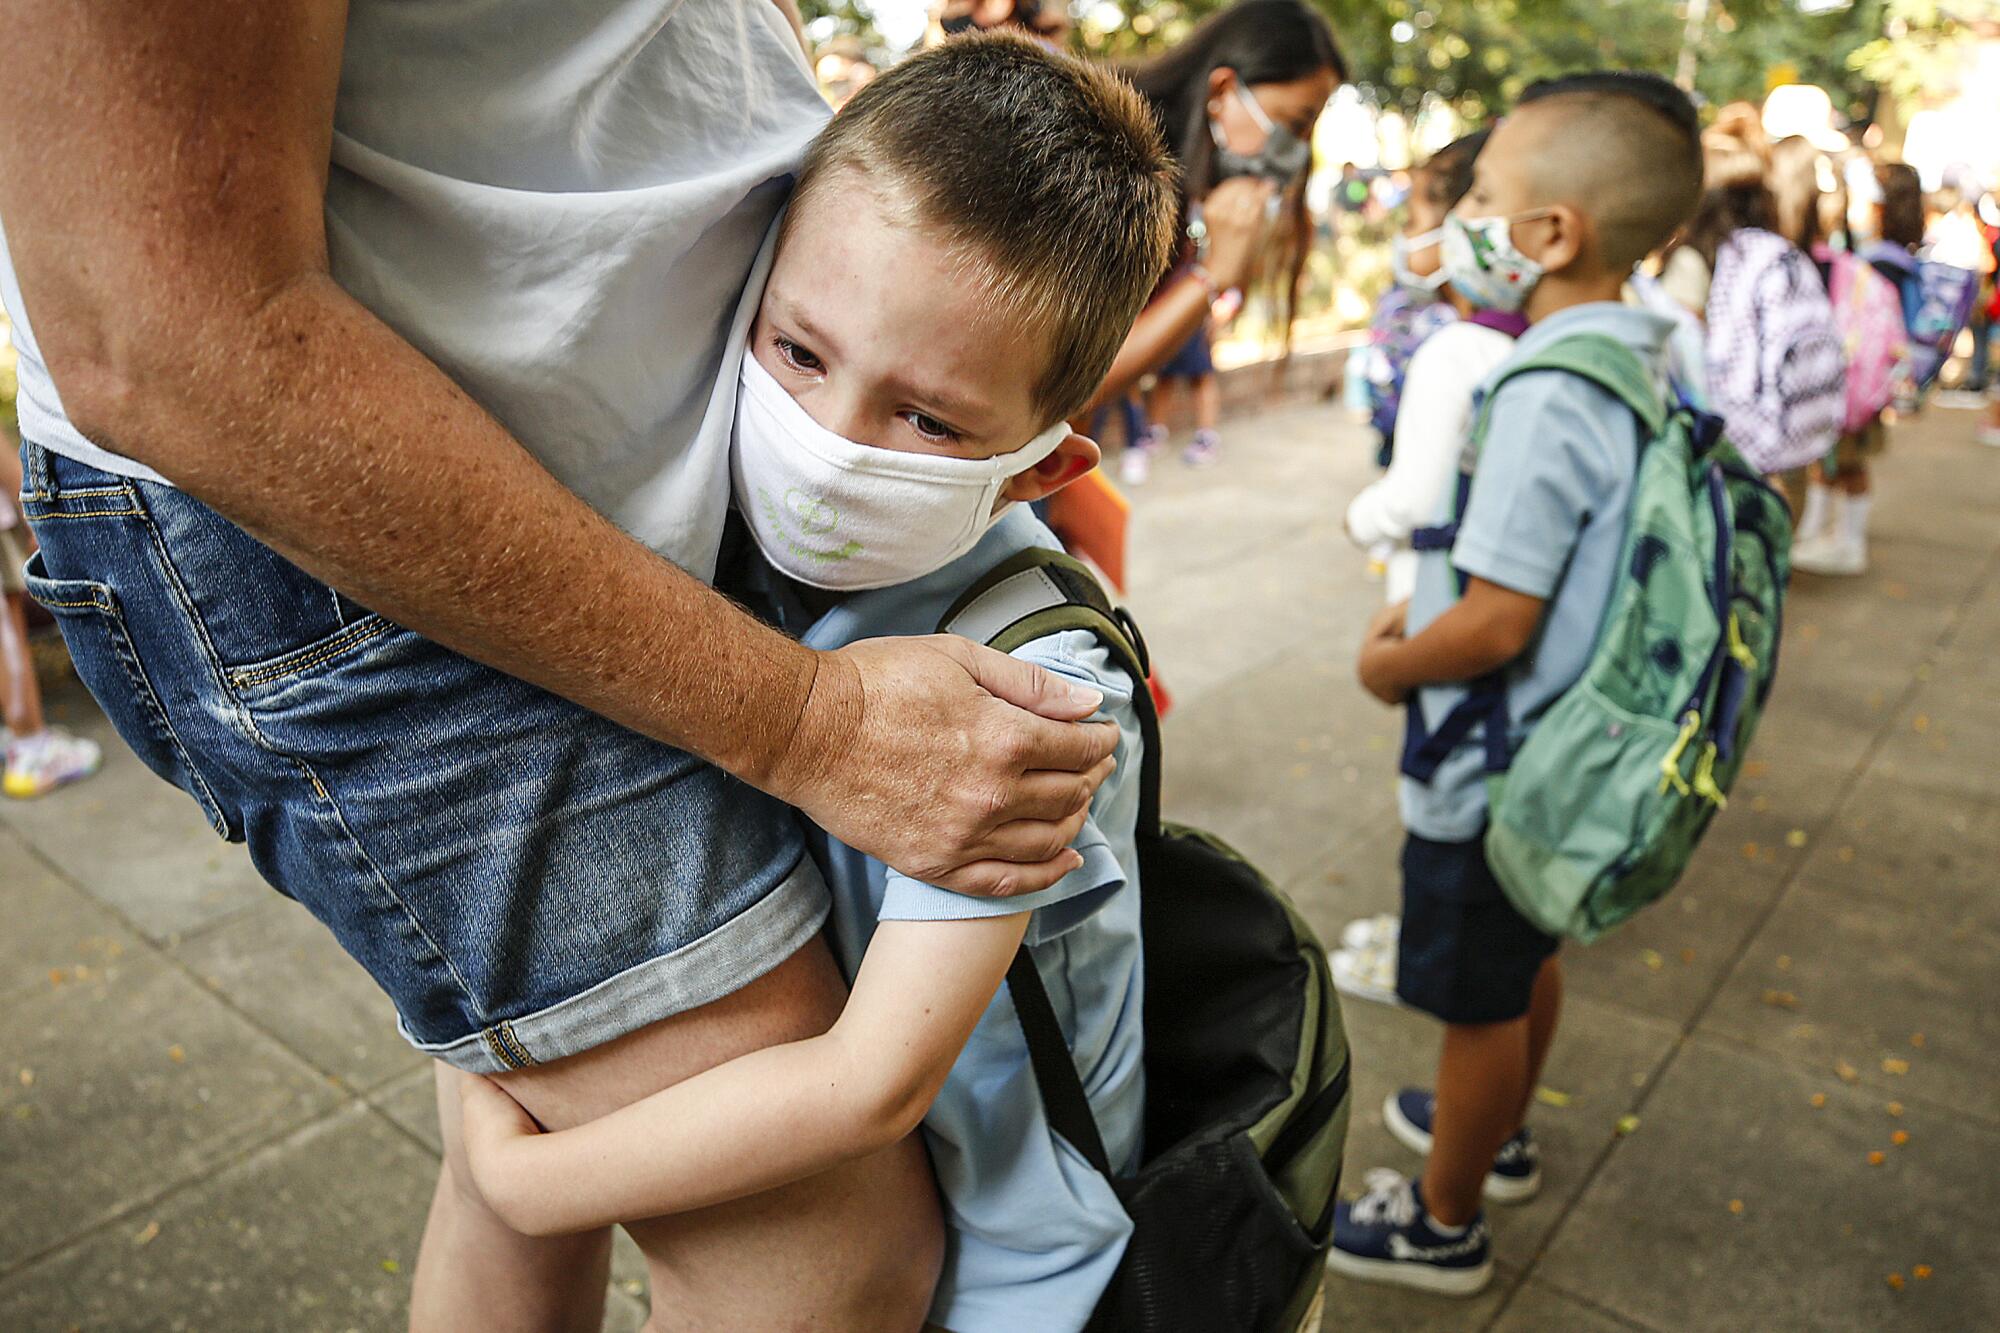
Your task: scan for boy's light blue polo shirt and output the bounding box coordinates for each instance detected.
[1400,301,1676,843]
[790,505,1144,1333]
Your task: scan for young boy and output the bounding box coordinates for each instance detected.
[1331,72,1703,1296]
[457,34,1178,1333]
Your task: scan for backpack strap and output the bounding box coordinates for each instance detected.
[1402,334,1669,784]
[937,545,1158,1181]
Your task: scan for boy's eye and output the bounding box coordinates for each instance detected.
[773,336,823,374]
[902,411,960,443]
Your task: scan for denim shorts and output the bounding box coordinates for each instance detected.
[1396,830,1559,1025]
[19,442,828,1073]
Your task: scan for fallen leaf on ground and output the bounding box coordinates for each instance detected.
[1751,795,1772,813]
[1792,1024,1815,1039]
[1809,1093,1827,1108]
[1727,1199,1744,1214]
[1743,760,1769,778]
[1680,948,1696,965]
[1741,842,1760,860]
[1785,829,1807,848]
[1910,1033,1926,1048]
[1761,990,1800,1009]
[1534,1086,1572,1108]
[1615,1114,1641,1136]
[17,1069,31,1087]
[1882,1058,1909,1076]
[48,969,63,988]
[1912,714,1929,733]
[1837,846,1856,863]
[381,1259,400,1274]
[1642,949,1664,971]
[1914,1265,1933,1280]
[167,1045,186,1064]
[1835,1060,1859,1083]
[1886,1272,1905,1290]
[1867,1150,1886,1166]
[1892,1130,1910,1146]
[1887,1101,1904,1117]
[1776,955,1793,971]
[132,1221,160,1247]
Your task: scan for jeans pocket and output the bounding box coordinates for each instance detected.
[22,550,231,835]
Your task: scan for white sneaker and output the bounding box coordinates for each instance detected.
[1791,534,1867,577]
[4,728,103,799]
[1978,423,2000,448]
[1934,389,1988,410]
[1330,941,1402,1007]
[1340,912,1400,952]
[1118,444,1153,487]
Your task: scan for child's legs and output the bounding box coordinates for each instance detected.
[2,591,47,737]
[1397,833,1561,1226]
[1426,1016,1531,1226]
[1193,373,1221,431]
[1146,378,1178,430]
[1518,954,1563,1128]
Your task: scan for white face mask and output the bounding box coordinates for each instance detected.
[731,351,1068,590]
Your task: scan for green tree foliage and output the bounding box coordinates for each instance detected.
[804,1,1930,125]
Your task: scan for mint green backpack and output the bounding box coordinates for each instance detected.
[1402,333,1792,942]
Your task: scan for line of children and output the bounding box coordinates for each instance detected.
[1332,71,1705,1295]
[457,34,1177,1333]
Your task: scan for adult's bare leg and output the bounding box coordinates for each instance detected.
[486,935,944,1332]
[411,1069,614,1333]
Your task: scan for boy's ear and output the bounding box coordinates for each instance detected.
[1535,203,1590,275]
[999,432,1100,507]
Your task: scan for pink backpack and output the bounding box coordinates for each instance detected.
[1815,244,1907,432]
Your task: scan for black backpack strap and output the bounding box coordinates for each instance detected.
[1007,949,1113,1175]
[939,546,1155,1180]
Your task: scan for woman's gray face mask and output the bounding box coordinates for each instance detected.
[1210,82,1311,186]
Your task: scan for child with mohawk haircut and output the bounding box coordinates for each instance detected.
[1338,71,1703,1297]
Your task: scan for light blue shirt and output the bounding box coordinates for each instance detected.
[788,507,1144,1333]
[0,0,827,582]
[1400,302,1675,842]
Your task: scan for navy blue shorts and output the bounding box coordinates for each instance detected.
[1156,327,1213,381]
[1396,831,1559,1025]
[19,442,828,1073]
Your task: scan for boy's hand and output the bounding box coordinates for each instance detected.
[1358,599,1411,706]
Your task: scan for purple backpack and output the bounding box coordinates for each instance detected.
[1707,229,1846,473]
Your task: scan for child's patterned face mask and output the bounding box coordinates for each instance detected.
[1440,210,1554,314]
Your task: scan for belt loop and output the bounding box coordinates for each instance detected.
[19,438,52,499]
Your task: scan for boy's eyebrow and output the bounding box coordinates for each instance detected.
[881,373,996,430]
[768,294,843,360]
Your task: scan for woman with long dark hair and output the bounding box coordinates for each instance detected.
[1084,0,1345,416]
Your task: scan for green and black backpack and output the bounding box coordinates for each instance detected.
[1402,332,1792,942]
[939,549,1351,1333]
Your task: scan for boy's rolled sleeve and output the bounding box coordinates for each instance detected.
[881,630,1139,946]
[1451,373,1624,599]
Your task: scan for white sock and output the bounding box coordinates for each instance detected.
[1843,494,1872,546]
[1797,484,1833,541]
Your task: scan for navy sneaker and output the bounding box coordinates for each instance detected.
[1329,1169,1493,1296]
[1383,1088,1542,1203]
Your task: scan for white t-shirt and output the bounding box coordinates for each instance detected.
[0,0,828,581]
[1345,319,1518,605]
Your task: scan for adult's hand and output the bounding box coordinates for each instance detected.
[0,0,1113,895]
[771,637,1119,897]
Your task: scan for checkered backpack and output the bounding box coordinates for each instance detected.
[1706,228,1846,473]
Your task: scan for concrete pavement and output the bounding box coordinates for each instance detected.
[1,397,1994,1330]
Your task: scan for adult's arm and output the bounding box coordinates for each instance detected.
[1078,175,1276,415]
[0,0,1115,897]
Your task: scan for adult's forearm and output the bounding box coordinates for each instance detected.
[1079,271,1211,416]
[70,271,814,784]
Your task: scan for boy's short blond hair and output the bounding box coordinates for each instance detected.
[787,32,1179,427]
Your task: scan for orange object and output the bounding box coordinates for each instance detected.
[1044,467,1130,592]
